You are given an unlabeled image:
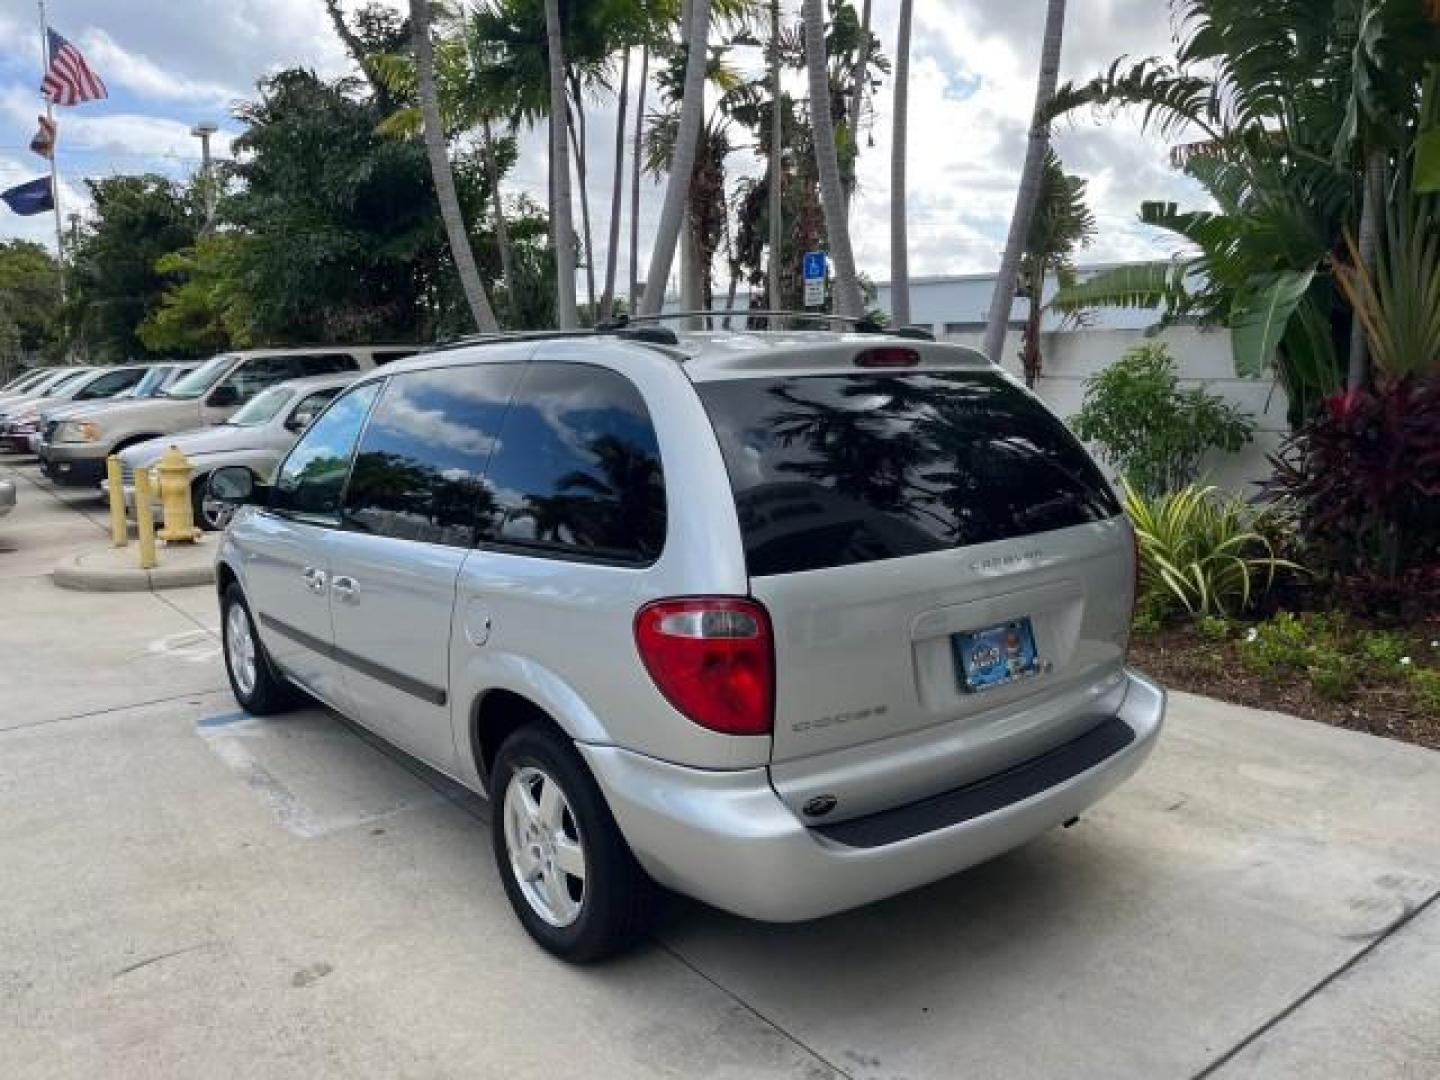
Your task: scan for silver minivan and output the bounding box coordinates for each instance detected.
[209,330,1165,962]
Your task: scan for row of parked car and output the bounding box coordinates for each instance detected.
[0,345,416,527]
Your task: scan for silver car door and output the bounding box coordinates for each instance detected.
[327,362,522,770]
[238,382,382,707]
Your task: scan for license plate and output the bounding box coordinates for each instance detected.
[953,618,1040,692]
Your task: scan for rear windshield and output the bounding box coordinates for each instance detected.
[697,372,1120,576]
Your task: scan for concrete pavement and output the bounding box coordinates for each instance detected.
[3,454,1439,1079]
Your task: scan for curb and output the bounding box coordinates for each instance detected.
[52,551,216,593]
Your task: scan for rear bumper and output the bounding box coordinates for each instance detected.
[582,668,1165,923]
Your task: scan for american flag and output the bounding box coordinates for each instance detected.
[40,28,107,107]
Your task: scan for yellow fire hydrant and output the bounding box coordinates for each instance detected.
[156,445,202,544]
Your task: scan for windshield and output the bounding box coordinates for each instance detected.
[126,366,171,399]
[163,355,235,399]
[226,385,292,427]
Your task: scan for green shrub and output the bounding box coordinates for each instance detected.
[1071,342,1255,499]
[1197,615,1232,641]
[1307,655,1357,701]
[1124,481,1299,617]
[1360,630,1409,668]
[1410,669,1440,715]
[1239,612,1312,673]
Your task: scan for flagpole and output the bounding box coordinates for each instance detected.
[38,0,65,300]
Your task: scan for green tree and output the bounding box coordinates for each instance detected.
[137,234,252,355]
[65,175,199,363]
[223,70,462,343]
[0,240,62,370]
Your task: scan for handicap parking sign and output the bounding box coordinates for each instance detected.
[802,251,827,281]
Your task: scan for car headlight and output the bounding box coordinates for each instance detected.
[55,420,101,444]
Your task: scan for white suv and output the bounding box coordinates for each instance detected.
[209,329,1165,962]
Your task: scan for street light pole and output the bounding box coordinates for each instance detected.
[190,122,218,229]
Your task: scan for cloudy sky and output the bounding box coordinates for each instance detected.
[0,0,1205,288]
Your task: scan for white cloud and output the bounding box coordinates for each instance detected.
[0,0,1212,285]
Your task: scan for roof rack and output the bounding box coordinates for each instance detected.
[618,310,936,340]
[426,324,681,354]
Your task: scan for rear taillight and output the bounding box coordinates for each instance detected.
[634,597,774,736]
[854,347,919,368]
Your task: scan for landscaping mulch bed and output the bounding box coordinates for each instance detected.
[1130,622,1440,752]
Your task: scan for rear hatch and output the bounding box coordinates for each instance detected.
[696,365,1135,825]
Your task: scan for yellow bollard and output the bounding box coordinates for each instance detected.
[105,455,128,548]
[133,466,158,570]
[156,445,201,544]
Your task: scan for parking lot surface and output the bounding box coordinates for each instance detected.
[2,456,1438,1079]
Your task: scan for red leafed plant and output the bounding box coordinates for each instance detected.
[1266,377,1440,611]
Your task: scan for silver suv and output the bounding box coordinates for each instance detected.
[209,330,1165,962]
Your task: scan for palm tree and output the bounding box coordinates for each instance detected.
[639,0,712,317]
[599,48,631,319]
[983,0,1065,363]
[843,0,872,214]
[544,0,580,328]
[767,0,783,315]
[411,0,500,333]
[801,0,863,317]
[629,44,649,310]
[1017,149,1094,387]
[889,0,912,326]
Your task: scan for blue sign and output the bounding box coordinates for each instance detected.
[802,251,827,281]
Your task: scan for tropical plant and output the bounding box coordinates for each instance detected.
[1017,149,1095,387]
[1072,342,1255,498]
[1265,378,1440,595]
[1333,189,1440,382]
[984,0,1066,363]
[1046,0,1440,421]
[801,0,864,317]
[767,0,784,312]
[410,0,500,332]
[1123,480,1295,618]
[889,0,912,326]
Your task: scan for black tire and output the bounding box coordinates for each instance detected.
[221,584,299,715]
[490,725,657,962]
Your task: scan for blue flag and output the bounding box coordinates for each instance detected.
[1,176,54,216]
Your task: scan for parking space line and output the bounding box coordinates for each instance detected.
[1191,886,1440,1079]
[653,938,853,1080]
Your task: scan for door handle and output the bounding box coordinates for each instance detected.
[331,575,359,602]
[302,566,327,593]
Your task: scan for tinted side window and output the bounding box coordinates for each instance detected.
[297,353,360,375]
[483,364,666,565]
[697,373,1120,576]
[286,388,342,432]
[272,382,381,520]
[76,368,144,400]
[217,356,306,403]
[342,365,520,546]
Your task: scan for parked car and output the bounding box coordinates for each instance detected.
[0,477,13,517]
[113,373,358,530]
[40,346,414,487]
[1,364,151,454]
[0,368,95,426]
[0,366,64,401]
[208,329,1165,962]
[35,363,197,457]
